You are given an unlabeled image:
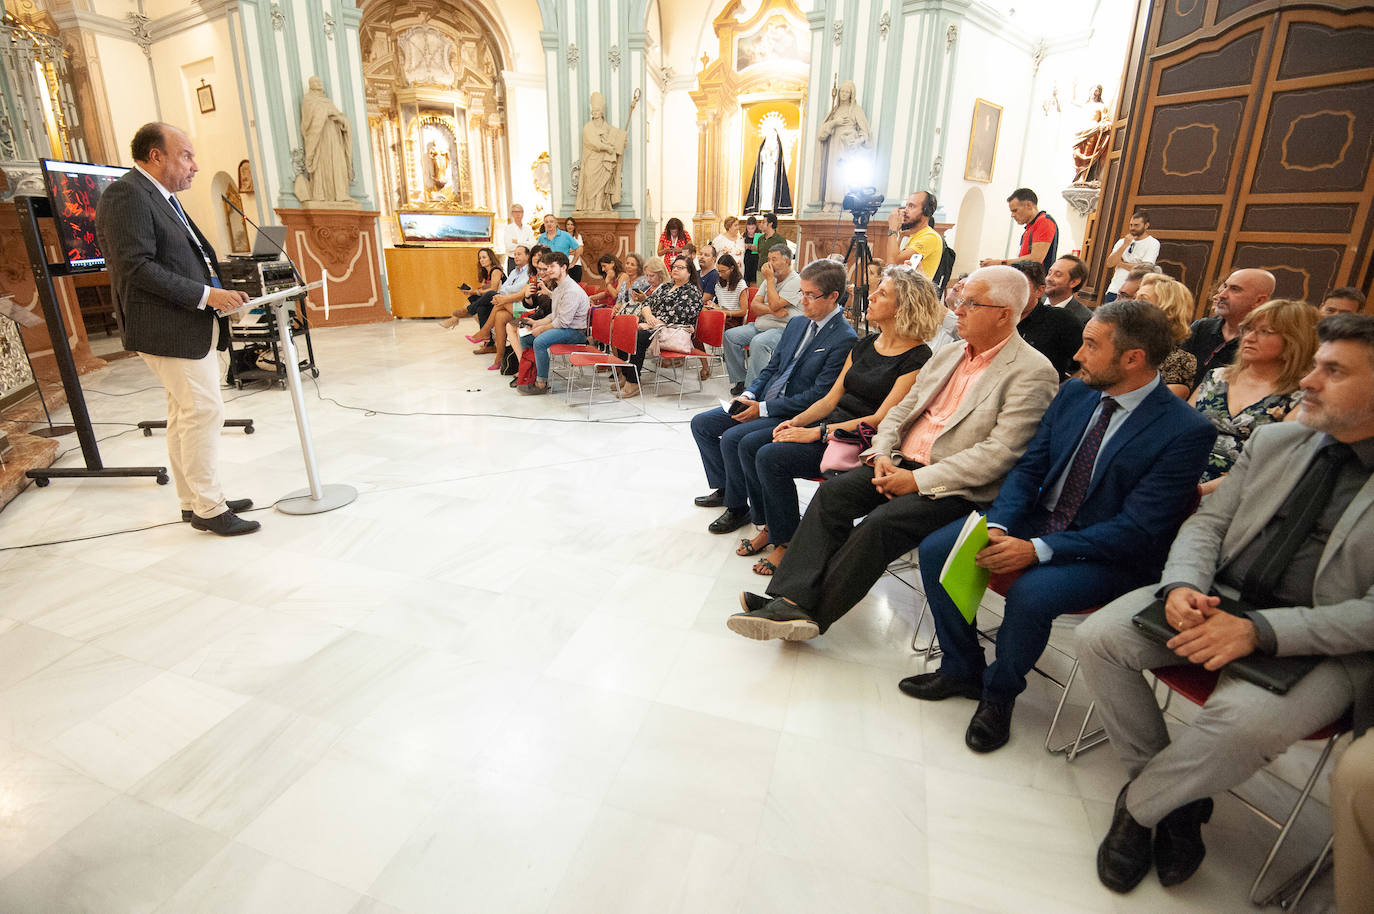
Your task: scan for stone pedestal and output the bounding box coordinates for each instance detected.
[276,208,391,327]
[569,217,640,272]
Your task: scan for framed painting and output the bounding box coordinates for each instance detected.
[964,98,1002,183]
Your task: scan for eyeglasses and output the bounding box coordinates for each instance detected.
[953,298,1007,312]
[799,290,835,302]
[1244,325,1280,337]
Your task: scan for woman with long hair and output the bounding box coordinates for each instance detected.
[1136,274,1198,398]
[442,247,503,331]
[1190,298,1318,494]
[707,254,749,326]
[590,253,625,307]
[734,266,943,574]
[616,254,702,399]
[657,217,691,272]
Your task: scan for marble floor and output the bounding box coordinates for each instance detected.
[0,320,1338,913]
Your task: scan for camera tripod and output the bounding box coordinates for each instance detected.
[841,209,876,332]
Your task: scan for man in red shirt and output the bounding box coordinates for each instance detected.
[981,187,1058,273]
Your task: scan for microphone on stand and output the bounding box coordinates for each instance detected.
[221,194,305,287]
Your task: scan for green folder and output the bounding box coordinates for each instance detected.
[938,511,991,623]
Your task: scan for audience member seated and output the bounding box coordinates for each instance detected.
[1322,286,1366,318]
[1182,268,1275,390]
[713,216,746,263]
[722,246,804,395]
[614,255,704,399]
[491,246,550,370]
[931,274,966,351]
[981,187,1058,272]
[470,245,532,362]
[1190,298,1317,494]
[1332,672,1374,912]
[1008,259,1084,381]
[518,251,590,396]
[588,253,625,307]
[724,265,1058,642]
[658,217,691,271]
[614,254,648,311]
[1135,275,1198,397]
[906,301,1216,753]
[1102,211,1160,302]
[441,247,504,332]
[1077,313,1374,895]
[734,266,944,575]
[1115,263,1160,300]
[690,259,858,534]
[619,256,667,317]
[1045,255,1093,325]
[707,254,749,326]
[698,244,719,303]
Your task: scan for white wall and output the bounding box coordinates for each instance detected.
[91,35,160,165]
[659,85,698,230]
[505,73,550,218]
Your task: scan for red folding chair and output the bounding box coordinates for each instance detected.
[1150,664,1349,909]
[566,313,645,416]
[651,310,727,406]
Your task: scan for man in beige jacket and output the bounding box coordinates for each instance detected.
[729,266,1060,641]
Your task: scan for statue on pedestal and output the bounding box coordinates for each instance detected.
[1070,83,1112,186]
[299,76,356,205]
[816,80,872,212]
[573,91,632,215]
[744,128,792,216]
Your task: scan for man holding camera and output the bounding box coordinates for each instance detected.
[887,190,942,280]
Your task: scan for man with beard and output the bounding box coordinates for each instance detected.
[905,300,1216,753]
[1046,254,1093,325]
[1103,212,1160,302]
[886,190,943,280]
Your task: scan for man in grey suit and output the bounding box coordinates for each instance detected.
[728,265,1059,641]
[95,123,258,535]
[1080,312,1374,893]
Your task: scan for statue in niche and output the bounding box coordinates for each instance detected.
[744,127,793,216]
[815,80,872,212]
[1070,83,1112,185]
[574,91,630,215]
[425,140,451,193]
[299,76,356,204]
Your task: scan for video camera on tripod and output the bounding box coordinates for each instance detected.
[840,186,884,327]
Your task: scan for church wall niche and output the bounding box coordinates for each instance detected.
[360,0,510,246]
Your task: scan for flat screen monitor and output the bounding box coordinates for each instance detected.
[396,210,493,245]
[41,158,129,272]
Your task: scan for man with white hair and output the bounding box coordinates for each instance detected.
[728,265,1060,642]
[1181,267,1275,389]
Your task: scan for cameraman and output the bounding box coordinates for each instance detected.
[886,191,941,280]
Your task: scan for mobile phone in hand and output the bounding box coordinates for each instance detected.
[727,399,748,416]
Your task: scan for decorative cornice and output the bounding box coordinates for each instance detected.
[125,12,152,57]
[879,12,891,40]
[323,13,335,40]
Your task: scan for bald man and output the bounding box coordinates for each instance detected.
[1180,268,1274,390]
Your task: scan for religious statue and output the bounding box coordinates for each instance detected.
[1070,83,1112,186]
[815,80,873,212]
[425,141,450,192]
[573,91,633,215]
[299,76,356,204]
[743,128,793,216]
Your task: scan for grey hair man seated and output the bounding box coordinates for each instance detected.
[1079,312,1374,894]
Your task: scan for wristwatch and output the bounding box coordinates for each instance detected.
[818,421,828,441]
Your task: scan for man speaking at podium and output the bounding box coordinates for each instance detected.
[96,122,259,536]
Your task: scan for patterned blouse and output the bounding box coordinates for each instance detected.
[617,276,655,315]
[1193,369,1301,481]
[659,230,691,271]
[1161,347,1197,389]
[644,279,702,328]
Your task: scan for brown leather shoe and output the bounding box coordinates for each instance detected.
[472,343,496,355]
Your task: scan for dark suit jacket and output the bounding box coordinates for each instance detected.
[1018,301,1084,381]
[988,377,1217,576]
[95,168,227,359]
[1058,295,1092,326]
[747,313,857,419]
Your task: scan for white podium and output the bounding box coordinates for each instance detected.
[234,284,356,514]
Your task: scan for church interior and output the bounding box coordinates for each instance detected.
[0,0,1371,910]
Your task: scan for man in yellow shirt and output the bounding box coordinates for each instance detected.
[886,190,942,280]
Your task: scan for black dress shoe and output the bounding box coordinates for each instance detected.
[708,508,751,534]
[1154,797,1211,887]
[1098,784,1153,893]
[694,488,725,508]
[182,498,253,522]
[730,382,746,396]
[898,671,983,702]
[964,699,1014,753]
[738,591,771,614]
[725,599,819,641]
[189,510,261,536]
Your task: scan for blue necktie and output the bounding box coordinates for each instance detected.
[764,321,818,400]
[170,196,221,287]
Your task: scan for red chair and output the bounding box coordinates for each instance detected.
[652,310,727,406]
[546,307,607,385]
[1149,664,1349,909]
[566,313,645,415]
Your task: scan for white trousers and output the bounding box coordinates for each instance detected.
[139,322,226,518]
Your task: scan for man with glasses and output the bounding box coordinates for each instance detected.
[691,260,857,533]
[727,265,1059,641]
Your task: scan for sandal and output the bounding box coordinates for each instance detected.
[736,537,766,557]
[752,557,778,576]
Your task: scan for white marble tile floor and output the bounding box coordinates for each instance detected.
[0,320,1336,911]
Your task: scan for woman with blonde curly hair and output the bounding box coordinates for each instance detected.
[1190,298,1318,494]
[1136,274,1198,397]
[733,266,945,575]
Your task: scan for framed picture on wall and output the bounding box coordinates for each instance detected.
[964,98,1002,183]
[197,80,215,114]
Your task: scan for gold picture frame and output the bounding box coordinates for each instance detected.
[964,98,1002,184]
[196,80,215,114]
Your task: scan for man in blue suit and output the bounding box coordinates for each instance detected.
[692,259,857,534]
[907,299,1217,753]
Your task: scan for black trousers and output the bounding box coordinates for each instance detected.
[766,464,976,633]
[466,290,496,329]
